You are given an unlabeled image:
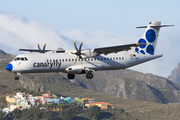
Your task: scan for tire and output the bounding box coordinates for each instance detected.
[15,76,19,80]
[67,74,75,79]
[86,73,93,79]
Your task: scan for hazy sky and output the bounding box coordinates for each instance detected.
[0,0,179,78]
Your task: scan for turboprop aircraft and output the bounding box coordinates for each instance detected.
[6,21,173,80]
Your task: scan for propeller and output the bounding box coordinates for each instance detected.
[37,43,47,53]
[72,41,85,59]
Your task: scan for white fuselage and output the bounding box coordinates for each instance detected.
[9,50,162,75]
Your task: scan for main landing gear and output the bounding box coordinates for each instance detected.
[67,72,94,79]
[86,72,93,79]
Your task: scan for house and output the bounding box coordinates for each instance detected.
[29,95,38,106]
[88,98,95,103]
[6,96,15,103]
[38,93,55,100]
[75,97,95,105]
[85,102,114,110]
[48,99,60,104]
[14,92,25,99]
[64,97,72,104]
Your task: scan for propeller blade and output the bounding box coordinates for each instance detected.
[37,43,42,53]
[74,41,78,52]
[72,41,84,59]
[79,42,83,53]
[43,43,47,53]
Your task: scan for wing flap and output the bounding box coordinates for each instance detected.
[94,43,145,55]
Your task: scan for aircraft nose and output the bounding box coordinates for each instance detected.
[6,63,13,71]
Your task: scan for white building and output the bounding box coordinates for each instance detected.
[29,95,38,106]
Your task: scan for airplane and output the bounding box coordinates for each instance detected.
[5,21,173,80]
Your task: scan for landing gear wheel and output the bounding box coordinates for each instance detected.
[15,76,19,80]
[67,74,75,79]
[86,72,93,79]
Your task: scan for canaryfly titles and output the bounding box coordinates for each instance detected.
[33,60,61,69]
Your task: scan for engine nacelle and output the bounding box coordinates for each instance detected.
[81,49,99,58]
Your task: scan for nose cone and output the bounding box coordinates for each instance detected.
[6,63,13,71]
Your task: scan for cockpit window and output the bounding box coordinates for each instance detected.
[14,57,28,61]
[25,57,28,61]
[14,57,20,61]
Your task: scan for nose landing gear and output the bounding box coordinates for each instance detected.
[67,74,75,79]
[15,76,20,80]
[14,73,21,80]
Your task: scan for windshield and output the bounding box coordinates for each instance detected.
[14,57,28,61]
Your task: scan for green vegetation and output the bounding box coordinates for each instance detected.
[12,87,45,96]
[0,104,136,120]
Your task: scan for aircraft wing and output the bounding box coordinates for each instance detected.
[19,49,51,52]
[93,43,145,55]
[19,49,65,53]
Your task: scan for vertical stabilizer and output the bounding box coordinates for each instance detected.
[135,21,173,55]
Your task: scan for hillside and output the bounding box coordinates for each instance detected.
[68,70,180,103]
[168,62,180,84]
[2,49,180,119]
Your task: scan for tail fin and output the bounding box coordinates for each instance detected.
[135,21,173,55]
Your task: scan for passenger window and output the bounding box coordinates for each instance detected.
[91,58,93,61]
[101,58,103,60]
[25,57,28,61]
[66,59,67,62]
[59,59,61,62]
[75,59,77,61]
[107,58,109,60]
[69,59,71,62]
[62,59,64,62]
[119,57,121,60]
[97,58,100,60]
[72,59,74,61]
[122,57,124,60]
[110,58,112,60]
[113,57,115,60]
[94,58,96,61]
[104,58,106,60]
[116,57,118,60]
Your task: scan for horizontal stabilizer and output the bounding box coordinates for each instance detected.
[136,25,174,28]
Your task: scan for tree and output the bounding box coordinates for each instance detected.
[0,110,5,120]
[60,107,75,120]
[13,109,22,119]
[89,105,101,120]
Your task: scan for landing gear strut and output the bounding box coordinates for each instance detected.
[86,72,93,79]
[67,74,75,79]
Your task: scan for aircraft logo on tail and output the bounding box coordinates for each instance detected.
[135,21,173,55]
